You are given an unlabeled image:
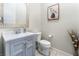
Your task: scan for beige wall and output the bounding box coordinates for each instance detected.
[41,3,79,54]
[74,4,79,35]
[28,3,77,54]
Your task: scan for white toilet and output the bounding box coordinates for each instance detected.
[36,32,51,56]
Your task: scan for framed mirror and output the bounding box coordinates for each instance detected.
[3,3,29,28]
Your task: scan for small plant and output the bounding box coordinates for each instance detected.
[68,30,79,56]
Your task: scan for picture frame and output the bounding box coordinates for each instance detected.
[47,3,59,21]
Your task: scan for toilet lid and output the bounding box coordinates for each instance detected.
[39,40,51,47]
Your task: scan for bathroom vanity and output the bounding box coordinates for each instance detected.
[2,32,37,56]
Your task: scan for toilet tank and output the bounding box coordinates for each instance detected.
[36,32,41,41]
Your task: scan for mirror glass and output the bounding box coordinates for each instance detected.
[0,3,29,28]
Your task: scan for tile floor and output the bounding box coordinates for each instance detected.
[35,47,73,56]
[0,47,73,56]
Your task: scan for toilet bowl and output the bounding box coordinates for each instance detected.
[39,40,51,48]
[36,32,51,56]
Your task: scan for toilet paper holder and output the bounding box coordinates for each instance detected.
[47,34,53,41]
[48,34,53,38]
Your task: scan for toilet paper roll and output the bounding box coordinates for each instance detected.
[48,34,53,38]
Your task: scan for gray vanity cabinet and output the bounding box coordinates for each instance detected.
[26,37,36,56]
[10,39,26,56]
[4,35,36,56]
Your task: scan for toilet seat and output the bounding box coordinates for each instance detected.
[39,40,51,47]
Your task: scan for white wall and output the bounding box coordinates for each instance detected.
[29,3,42,32]
[0,3,3,17]
[41,3,77,54]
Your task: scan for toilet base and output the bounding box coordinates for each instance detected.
[38,46,51,56]
[36,40,51,56]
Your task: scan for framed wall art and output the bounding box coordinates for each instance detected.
[47,3,59,21]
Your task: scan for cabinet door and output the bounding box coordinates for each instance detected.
[26,38,36,56]
[10,40,26,56]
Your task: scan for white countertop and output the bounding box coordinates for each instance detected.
[2,32,36,42]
